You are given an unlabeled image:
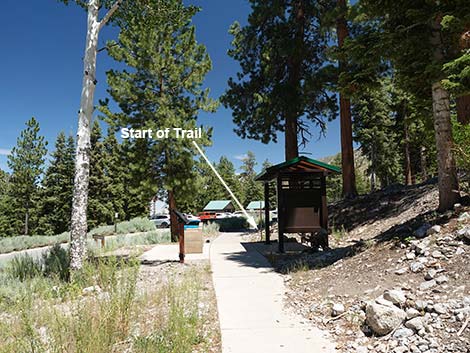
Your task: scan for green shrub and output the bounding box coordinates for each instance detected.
[5,255,42,281]
[213,217,248,231]
[0,233,69,254]
[202,222,220,236]
[43,244,70,282]
[453,118,470,191]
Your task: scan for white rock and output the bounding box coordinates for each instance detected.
[435,275,449,284]
[384,289,407,306]
[419,280,437,291]
[366,302,406,336]
[395,268,408,275]
[406,308,421,319]
[393,327,415,339]
[431,250,443,259]
[427,225,441,235]
[406,252,416,260]
[433,303,447,314]
[424,269,437,280]
[405,317,426,332]
[410,262,425,273]
[332,303,345,317]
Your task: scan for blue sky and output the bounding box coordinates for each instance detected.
[0,0,342,173]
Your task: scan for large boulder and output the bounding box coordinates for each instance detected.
[366,301,406,336]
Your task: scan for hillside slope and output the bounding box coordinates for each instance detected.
[280,181,469,353]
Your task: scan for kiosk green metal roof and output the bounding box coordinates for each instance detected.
[255,156,341,181]
[203,200,233,211]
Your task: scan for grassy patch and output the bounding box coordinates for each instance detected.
[0,254,215,353]
[0,218,159,255]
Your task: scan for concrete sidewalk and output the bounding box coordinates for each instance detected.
[210,232,336,353]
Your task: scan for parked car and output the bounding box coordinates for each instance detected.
[198,211,217,221]
[232,211,246,218]
[151,214,170,228]
[215,212,231,219]
[184,213,200,222]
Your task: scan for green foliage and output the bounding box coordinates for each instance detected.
[213,217,248,232]
[37,132,75,235]
[201,222,220,236]
[222,1,337,146]
[452,117,470,190]
[5,255,42,281]
[239,151,263,206]
[42,244,70,282]
[7,117,48,235]
[88,217,157,237]
[0,233,69,254]
[100,0,217,220]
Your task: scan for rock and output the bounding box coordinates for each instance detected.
[455,247,465,255]
[419,280,437,291]
[410,262,425,273]
[393,327,415,339]
[366,302,406,336]
[424,269,437,280]
[82,285,102,295]
[433,303,447,314]
[431,250,443,259]
[457,226,470,242]
[393,347,408,353]
[405,317,426,332]
[406,308,421,319]
[395,268,408,275]
[375,296,395,307]
[415,300,427,311]
[458,212,470,221]
[427,225,441,235]
[406,252,416,260]
[454,203,463,212]
[435,275,449,284]
[415,223,431,238]
[332,303,345,317]
[384,289,407,306]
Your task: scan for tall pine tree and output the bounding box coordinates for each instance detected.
[222,0,337,161]
[38,132,75,235]
[101,0,216,241]
[7,117,47,235]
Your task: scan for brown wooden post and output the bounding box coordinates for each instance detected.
[264,182,270,244]
[321,174,329,248]
[277,175,285,253]
[178,221,185,263]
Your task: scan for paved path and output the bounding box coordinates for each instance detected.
[210,232,337,353]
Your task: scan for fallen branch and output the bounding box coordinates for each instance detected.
[325,310,350,323]
[457,316,469,336]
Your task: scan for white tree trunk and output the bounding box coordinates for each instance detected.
[431,81,460,212]
[70,0,100,272]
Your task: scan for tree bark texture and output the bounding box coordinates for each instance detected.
[432,82,460,211]
[456,95,470,125]
[284,0,304,161]
[336,0,357,198]
[430,17,460,212]
[403,121,413,185]
[168,190,178,242]
[70,0,100,272]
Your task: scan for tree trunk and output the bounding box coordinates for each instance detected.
[337,0,357,198]
[284,1,304,161]
[70,0,100,272]
[432,82,460,211]
[168,190,178,242]
[456,95,470,125]
[403,121,413,185]
[420,146,428,181]
[285,114,299,160]
[430,17,460,212]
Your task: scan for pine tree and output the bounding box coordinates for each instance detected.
[261,159,277,209]
[217,157,242,202]
[239,151,263,206]
[38,132,75,235]
[100,0,216,241]
[359,0,469,211]
[7,117,48,235]
[87,121,108,228]
[222,0,337,161]
[0,169,14,237]
[102,126,125,224]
